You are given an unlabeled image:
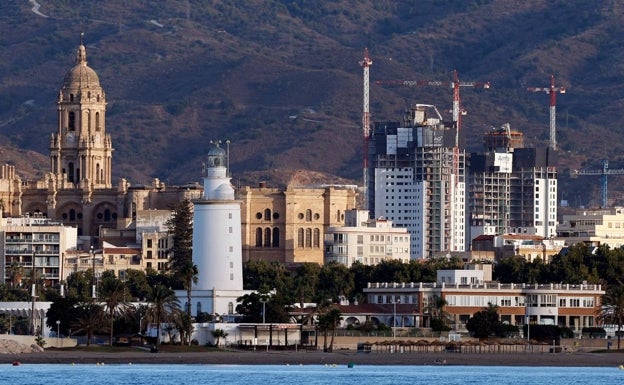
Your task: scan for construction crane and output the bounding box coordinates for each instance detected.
[376,70,490,147]
[572,159,624,208]
[527,75,566,151]
[359,48,372,211]
[376,70,490,185]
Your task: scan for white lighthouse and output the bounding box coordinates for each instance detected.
[193,142,243,292]
[179,141,248,319]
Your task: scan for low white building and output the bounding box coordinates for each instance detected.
[324,209,410,266]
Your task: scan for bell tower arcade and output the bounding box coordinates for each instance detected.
[50,35,113,190]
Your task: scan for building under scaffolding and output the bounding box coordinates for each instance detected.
[368,104,466,259]
[468,124,558,240]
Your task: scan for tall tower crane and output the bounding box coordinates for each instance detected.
[572,159,624,208]
[376,70,490,185]
[527,75,566,151]
[359,48,372,211]
[376,70,490,146]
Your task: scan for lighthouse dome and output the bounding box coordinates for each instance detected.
[205,143,226,168]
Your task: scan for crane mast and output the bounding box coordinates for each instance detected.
[376,71,489,185]
[359,48,372,212]
[527,75,566,151]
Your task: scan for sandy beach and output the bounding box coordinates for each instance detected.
[2,347,623,367]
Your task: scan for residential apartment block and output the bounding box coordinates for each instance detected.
[324,209,410,266]
[1,215,77,287]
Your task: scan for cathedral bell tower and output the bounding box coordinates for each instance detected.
[50,35,113,190]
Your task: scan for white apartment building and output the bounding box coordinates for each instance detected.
[324,209,410,266]
[1,214,78,287]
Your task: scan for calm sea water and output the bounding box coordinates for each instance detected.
[3,364,622,385]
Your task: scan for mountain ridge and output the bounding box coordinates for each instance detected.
[0,1,623,205]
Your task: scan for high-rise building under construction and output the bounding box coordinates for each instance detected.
[367,104,467,259]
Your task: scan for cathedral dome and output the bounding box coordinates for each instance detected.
[61,44,101,90]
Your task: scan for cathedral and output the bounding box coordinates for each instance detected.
[0,38,200,242]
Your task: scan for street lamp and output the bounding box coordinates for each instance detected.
[91,246,96,299]
[29,250,37,336]
[260,298,267,324]
[392,297,400,340]
[56,320,60,338]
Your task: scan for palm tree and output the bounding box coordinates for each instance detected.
[72,303,104,347]
[7,262,24,288]
[317,306,342,352]
[178,260,198,345]
[99,276,130,346]
[145,284,180,350]
[597,282,624,350]
[211,328,228,347]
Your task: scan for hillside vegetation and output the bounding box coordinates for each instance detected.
[0,1,623,205]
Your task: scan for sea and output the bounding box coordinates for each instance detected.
[3,364,622,385]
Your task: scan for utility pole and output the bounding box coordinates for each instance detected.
[29,250,37,335]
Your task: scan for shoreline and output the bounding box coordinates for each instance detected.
[2,348,624,367]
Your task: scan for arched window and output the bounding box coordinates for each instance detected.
[255,228,263,247]
[264,228,271,247]
[272,227,280,247]
[305,209,312,222]
[336,210,341,222]
[313,228,320,248]
[297,228,304,248]
[95,112,101,131]
[69,209,76,221]
[264,208,271,221]
[228,302,234,314]
[68,162,75,183]
[305,228,312,248]
[96,163,101,183]
[68,111,75,131]
[104,209,111,222]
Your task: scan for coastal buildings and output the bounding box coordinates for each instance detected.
[363,269,604,334]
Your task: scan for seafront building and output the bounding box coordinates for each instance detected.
[363,269,604,334]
